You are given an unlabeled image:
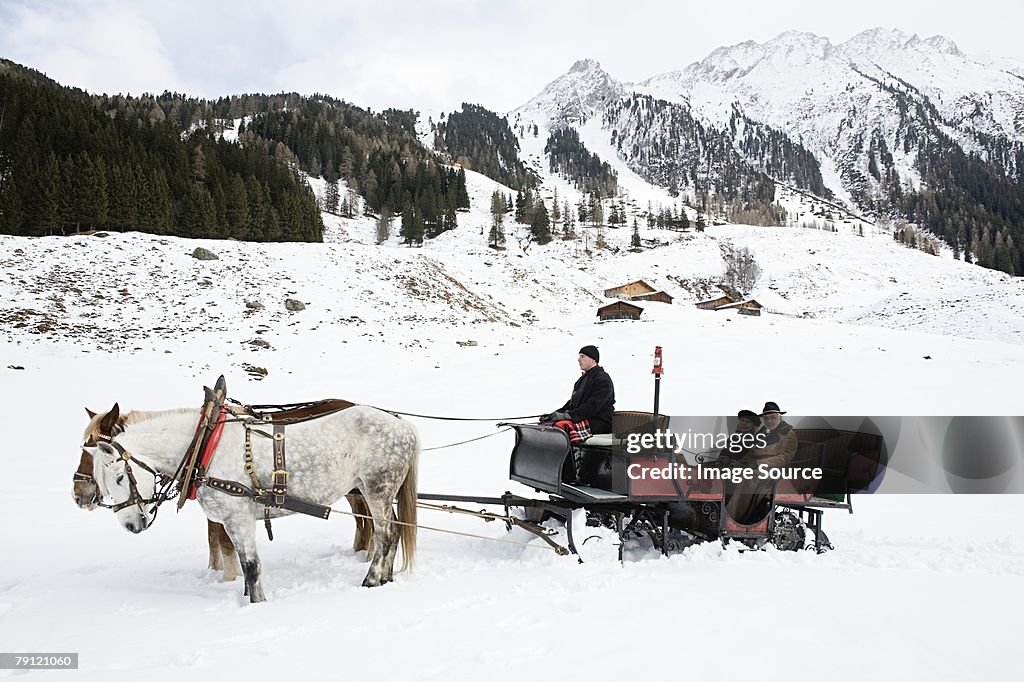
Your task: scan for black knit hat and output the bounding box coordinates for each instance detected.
[579,345,600,362]
[737,409,761,426]
[760,402,786,416]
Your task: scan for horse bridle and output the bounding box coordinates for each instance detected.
[74,420,126,507]
[83,433,175,514]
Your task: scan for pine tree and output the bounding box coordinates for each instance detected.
[531,201,551,243]
[400,204,423,245]
[454,168,470,209]
[488,190,506,248]
[324,179,340,214]
[182,182,216,238]
[577,198,589,225]
[226,175,250,239]
[591,194,604,226]
[376,208,392,244]
[631,218,641,248]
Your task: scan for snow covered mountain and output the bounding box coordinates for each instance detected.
[641,28,1024,199]
[512,29,1024,251]
[512,58,625,129]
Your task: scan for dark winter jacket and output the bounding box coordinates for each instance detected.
[558,365,615,433]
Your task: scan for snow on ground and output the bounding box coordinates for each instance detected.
[2,313,1023,680]
[2,163,1024,679]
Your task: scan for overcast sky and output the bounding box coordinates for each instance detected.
[2,0,1022,115]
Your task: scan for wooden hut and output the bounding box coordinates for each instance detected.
[696,284,741,310]
[716,299,763,316]
[603,280,656,300]
[696,294,736,310]
[597,301,643,321]
[632,291,674,304]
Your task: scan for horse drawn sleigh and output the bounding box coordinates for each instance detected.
[72,356,885,602]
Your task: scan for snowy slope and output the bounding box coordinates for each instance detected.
[2,243,1024,679]
[2,167,1024,682]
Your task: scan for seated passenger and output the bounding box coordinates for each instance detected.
[715,409,761,465]
[725,402,799,525]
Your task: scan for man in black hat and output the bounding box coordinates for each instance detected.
[541,345,615,444]
[754,402,797,469]
[725,401,799,524]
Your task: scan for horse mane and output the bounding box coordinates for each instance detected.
[82,407,196,441]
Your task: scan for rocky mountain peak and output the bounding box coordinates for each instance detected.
[514,57,624,126]
[922,34,964,56]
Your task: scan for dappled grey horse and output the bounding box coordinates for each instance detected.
[85,404,418,602]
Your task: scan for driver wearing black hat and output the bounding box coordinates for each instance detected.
[541,345,616,444]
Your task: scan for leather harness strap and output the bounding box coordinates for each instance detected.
[227,398,355,426]
[272,424,287,507]
[205,477,332,520]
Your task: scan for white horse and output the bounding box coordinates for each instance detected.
[84,403,419,603]
[75,406,377,583]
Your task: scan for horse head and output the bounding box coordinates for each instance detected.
[74,404,126,509]
[82,432,157,535]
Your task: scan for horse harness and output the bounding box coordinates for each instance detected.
[86,375,358,537]
[203,397,357,539]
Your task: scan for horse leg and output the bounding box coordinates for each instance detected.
[360,489,400,588]
[347,490,373,555]
[221,516,266,603]
[217,523,240,582]
[207,519,223,571]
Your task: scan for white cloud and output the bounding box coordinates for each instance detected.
[1,1,193,95]
[2,0,1021,111]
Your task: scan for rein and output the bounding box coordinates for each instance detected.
[369,408,545,422]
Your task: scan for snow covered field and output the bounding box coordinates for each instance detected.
[2,165,1024,679]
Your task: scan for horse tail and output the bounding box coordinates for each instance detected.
[397,436,418,572]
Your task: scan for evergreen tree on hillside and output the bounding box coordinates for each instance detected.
[563,200,576,238]
[401,204,423,246]
[434,103,537,190]
[531,201,551,243]
[488,190,506,248]
[544,127,618,196]
[590,193,604,226]
[376,208,392,244]
[0,68,323,242]
[455,168,471,209]
[323,178,340,214]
